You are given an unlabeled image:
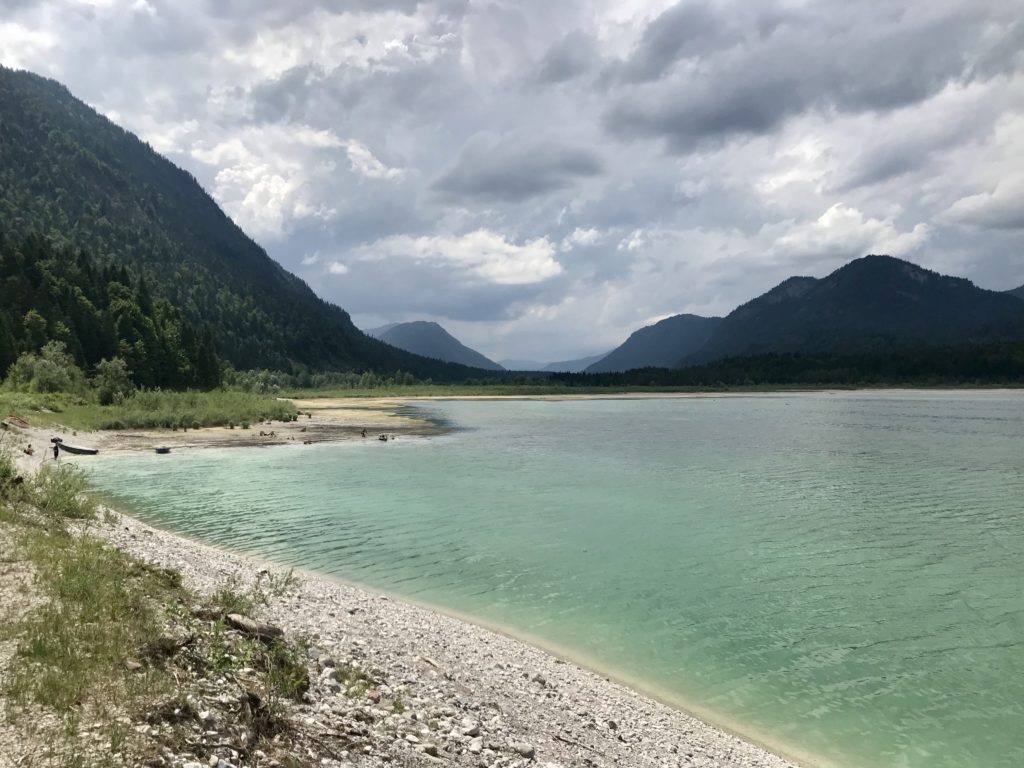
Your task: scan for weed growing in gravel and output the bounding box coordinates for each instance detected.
[30,461,97,523]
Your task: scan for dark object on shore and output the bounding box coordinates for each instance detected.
[56,442,99,456]
[378,433,388,442]
[226,613,284,642]
[155,447,171,454]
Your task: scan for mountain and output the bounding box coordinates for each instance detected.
[585,314,722,373]
[0,66,493,380]
[686,255,1024,365]
[366,321,504,371]
[1007,285,1024,301]
[497,353,608,372]
[543,353,609,372]
[499,359,547,371]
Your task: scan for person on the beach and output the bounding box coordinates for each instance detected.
[52,443,59,461]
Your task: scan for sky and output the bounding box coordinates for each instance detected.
[2,0,1023,362]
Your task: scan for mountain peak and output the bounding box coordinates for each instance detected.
[369,321,504,371]
[685,254,1024,365]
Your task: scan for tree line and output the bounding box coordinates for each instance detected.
[550,345,1024,388]
[0,233,220,393]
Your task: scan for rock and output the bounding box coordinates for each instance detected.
[510,742,536,759]
[468,737,483,754]
[124,660,144,671]
[419,743,439,757]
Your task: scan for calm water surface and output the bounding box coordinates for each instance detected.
[86,392,1024,767]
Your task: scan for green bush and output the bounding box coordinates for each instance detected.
[30,462,97,522]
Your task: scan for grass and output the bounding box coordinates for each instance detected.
[1,389,297,432]
[0,445,313,766]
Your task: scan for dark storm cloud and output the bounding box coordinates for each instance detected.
[536,31,600,84]
[603,2,1024,153]
[432,134,603,203]
[612,2,730,84]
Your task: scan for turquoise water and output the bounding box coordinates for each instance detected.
[85,392,1024,767]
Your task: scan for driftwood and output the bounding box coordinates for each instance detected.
[226,613,284,642]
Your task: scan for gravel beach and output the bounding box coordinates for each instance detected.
[95,510,803,768]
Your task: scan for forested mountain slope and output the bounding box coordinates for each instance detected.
[0,66,490,380]
[686,256,1024,365]
[0,234,218,387]
[586,314,721,373]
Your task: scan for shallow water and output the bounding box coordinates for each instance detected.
[86,392,1024,767]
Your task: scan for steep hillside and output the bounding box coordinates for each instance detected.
[586,314,721,373]
[0,66,490,380]
[1008,285,1024,301]
[687,256,1024,365]
[368,321,504,370]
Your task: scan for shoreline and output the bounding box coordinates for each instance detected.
[95,508,807,768]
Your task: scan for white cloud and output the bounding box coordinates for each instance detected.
[190,124,344,237]
[770,203,931,263]
[618,229,647,251]
[945,178,1024,230]
[327,261,349,275]
[344,140,404,180]
[362,230,562,285]
[560,227,602,250]
[0,23,57,69]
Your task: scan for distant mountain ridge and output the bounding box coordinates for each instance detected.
[499,353,608,372]
[586,314,721,373]
[1008,285,1024,301]
[367,321,504,371]
[685,255,1024,365]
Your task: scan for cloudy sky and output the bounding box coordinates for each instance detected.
[2,0,1024,361]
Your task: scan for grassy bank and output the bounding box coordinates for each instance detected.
[0,446,313,767]
[0,389,297,432]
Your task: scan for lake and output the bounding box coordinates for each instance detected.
[86,391,1024,767]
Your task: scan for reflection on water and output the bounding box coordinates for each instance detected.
[87,392,1024,768]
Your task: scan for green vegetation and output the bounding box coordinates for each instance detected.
[552,341,1024,387]
[0,234,220,389]
[0,442,313,766]
[0,388,297,431]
